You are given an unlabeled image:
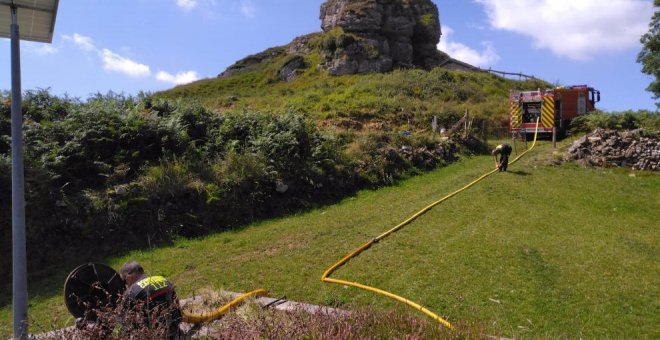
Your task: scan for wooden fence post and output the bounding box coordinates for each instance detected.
[464,109,469,139]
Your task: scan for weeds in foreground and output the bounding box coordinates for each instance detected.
[181,289,482,339]
[41,290,182,339]
[37,299,481,339]
[202,304,483,339]
[34,286,481,339]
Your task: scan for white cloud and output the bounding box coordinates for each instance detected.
[240,0,255,18]
[26,42,58,55]
[476,0,654,61]
[437,25,500,67]
[177,0,197,11]
[63,33,96,51]
[63,32,199,84]
[100,49,151,77]
[64,33,151,77]
[156,70,200,85]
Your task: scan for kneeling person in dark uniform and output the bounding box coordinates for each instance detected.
[492,143,512,171]
[120,261,182,338]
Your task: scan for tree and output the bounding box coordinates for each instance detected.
[637,0,660,106]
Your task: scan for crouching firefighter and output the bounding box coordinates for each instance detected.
[492,143,513,172]
[119,261,183,339]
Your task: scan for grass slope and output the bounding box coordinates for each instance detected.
[154,47,548,129]
[1,139,658,338]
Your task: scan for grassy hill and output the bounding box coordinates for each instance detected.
[153,34,548,131]
[2,138,657,338]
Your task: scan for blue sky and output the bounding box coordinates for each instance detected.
[0,0,655,111]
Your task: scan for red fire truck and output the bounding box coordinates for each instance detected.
[509,85,600,136]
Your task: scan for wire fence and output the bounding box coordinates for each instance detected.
[479,67,541,81]
[432,114,510,141]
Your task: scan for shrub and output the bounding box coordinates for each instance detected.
[569,110,660,134]
[0,156,10,281]
[0,102,9,155]
[0,90,466,280]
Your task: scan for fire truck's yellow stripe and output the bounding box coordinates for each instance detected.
[511,100,522,128]
[542,96,555,128]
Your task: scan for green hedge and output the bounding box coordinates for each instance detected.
[0,91,465,280]
[569,110,660,134]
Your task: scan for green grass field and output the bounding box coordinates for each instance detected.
[1,139,658,338]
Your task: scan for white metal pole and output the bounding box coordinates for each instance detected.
[10,3,28,339]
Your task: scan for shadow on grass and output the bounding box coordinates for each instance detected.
[0,252,127,309]
[0,183,365,310]
[0,150,481,312]
[508,170,530,176]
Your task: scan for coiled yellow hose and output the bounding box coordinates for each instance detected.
[182,288,269,324]
[322,120,540,329]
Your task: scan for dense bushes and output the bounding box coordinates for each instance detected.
[0,91,463,281]
[569,110,660,134]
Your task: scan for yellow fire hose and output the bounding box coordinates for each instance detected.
[178,120,539,326]
[182,288,269,323]
[321,120,540,329]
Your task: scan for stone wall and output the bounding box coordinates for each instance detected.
[566,129,659,171]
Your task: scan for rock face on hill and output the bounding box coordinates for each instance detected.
[219,0,478,79]
[566,129,659,171]
[319,0,449,75]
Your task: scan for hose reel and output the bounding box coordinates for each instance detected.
[63,262,268,326]
[63,263,125,321]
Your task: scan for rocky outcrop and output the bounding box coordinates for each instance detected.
[219,47,285,78]
[278,55,307,82]
[219,0,479,80]
[566,129,659,171]
[319,0,450,75]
